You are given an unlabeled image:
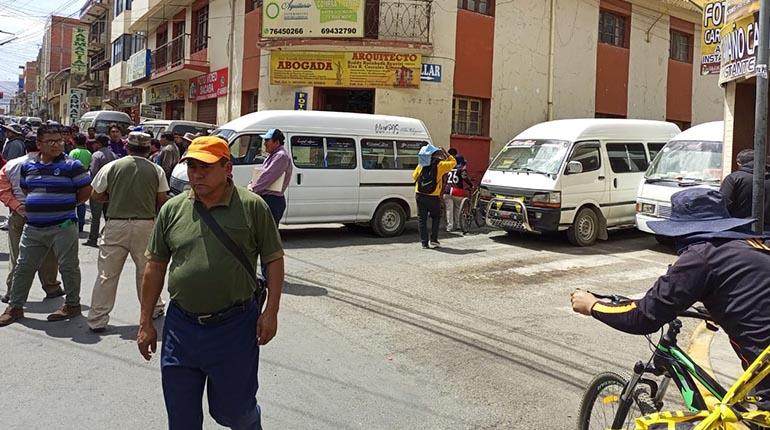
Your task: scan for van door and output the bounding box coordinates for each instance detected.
[605,142,649,225]
[560,141,608,224]
[285,134,359,223]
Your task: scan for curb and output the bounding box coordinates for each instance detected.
[687,320,719,408]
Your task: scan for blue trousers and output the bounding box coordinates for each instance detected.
[76,204,86,232]
[259,194,286,225]
[161,301,262,430]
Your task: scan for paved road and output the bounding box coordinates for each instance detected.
[0,210,690,429]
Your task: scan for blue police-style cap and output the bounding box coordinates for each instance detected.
[260,128,285,142]
[648,188,754,237]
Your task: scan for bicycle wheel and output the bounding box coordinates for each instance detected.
[471,190,486,228]
[459,198,472,233]
[577,372,656,430]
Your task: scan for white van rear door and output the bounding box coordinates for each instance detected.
[285,134,359,223]
[560,141,608,223]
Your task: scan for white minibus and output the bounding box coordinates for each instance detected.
[635,121,723,239]
[77,110,133,134]
[170,110,432,237]
[479,119,680,246]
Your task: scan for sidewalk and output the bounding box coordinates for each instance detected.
[706,327,745,390]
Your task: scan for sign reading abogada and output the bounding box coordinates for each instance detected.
[270,51,421,89]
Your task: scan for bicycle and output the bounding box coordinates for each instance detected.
[459,187,486,234]
[577,293,730,430]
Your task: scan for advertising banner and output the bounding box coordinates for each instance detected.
[146,80,186,104]
[70,26,89,77]
[719,0,760,84]
[189,68,228,101]
[68,89,86,123]
[127,49,151,82]
[262,0,364,39]
[271,51,421,89]
[701,1,725,75]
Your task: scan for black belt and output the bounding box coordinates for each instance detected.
[173,299,254,326]
[108,217,155,220]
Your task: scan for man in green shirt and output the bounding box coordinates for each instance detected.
[137,136,284,430]
[69,133,92,232]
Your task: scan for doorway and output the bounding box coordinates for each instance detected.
[315,88,374,113]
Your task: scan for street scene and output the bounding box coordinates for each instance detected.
[2,0,770,429]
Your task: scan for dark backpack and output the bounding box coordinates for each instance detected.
[417,162,440,194]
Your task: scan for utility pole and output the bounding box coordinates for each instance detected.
[753,0,770,232]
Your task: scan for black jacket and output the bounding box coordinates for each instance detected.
[720,165,770,221]
[592,236,770,393]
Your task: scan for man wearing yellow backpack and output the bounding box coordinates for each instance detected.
[413,145,456,249]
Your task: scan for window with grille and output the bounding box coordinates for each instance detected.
[599,10,627,47]
[452,96,483,136]
[192,6,209,52]
[670,30,693,63]
[457,0,493,16]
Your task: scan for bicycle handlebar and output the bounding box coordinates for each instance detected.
[588,291,715,323]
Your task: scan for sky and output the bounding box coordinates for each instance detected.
[0,0,83,84]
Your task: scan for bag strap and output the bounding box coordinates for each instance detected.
[193,200,257,284]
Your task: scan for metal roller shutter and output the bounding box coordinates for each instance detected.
[196,99,218,125]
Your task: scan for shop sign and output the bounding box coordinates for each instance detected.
[701,1,725,75]
[188,68,228,101]
[262,0,363,39]
[719,0,760,84]
[146,80,186,104]
[69,89,86,123]
[71,26,89,77]
[271,51,421,89]
[140,104,162,119]
[294,91,308,110]
[420,63,442,82]
[127,49,151,82]
[87,96,101,108]
[117,88,141,108]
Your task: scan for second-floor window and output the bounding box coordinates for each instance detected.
[670,30,693,63]
[452,96,484,136]
[192,5,209,52]
[599,10,627,47]
[111,33,146,65]
[457,0,492,16]
[114,0,132,17]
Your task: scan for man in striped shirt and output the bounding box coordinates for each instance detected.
[0,124,92,327]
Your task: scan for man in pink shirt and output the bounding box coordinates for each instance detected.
[247,129,292,224]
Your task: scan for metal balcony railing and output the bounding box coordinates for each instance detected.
[365,0,431,43]
[152,33,188,73]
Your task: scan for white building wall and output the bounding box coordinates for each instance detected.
[690,33,723,125]
[626,8,668,120]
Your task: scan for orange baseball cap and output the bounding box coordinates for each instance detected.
[180,136,230,164]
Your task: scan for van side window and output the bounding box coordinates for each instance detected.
[361,140,396,169]
[606,143,648,173]
[230,135,264,165]
[395,141,427,169]
[568,143,601,173]
[291,136,326,168]
[325,137,356,169]
[647,142,666,161]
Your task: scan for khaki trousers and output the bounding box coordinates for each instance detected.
[5,211,61,295]
[87,219,165,329]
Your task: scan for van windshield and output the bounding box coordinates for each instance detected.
[646,140,722,183]
[93,120,132,134]
[213,129,235,141]
[489,139,571,175]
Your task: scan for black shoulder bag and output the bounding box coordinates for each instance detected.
[193,200,267,309]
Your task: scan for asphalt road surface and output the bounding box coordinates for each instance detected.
[0,214,689,429]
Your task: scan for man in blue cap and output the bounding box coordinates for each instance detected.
[570,188,770,400]
[248,128,292,225]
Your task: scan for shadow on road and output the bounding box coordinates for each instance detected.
[489,228,659,255]
[280,223,422,249]
[284,282,328,297]
[429,247,484,256]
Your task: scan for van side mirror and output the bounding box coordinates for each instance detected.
[566,161,583,174]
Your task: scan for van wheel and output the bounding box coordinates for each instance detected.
[372,202,406,237]
[567,207,599,246]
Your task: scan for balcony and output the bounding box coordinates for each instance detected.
[148,34,209,83]
[79,0,109,22]
[365,0,431,43]
[89,32,107,52]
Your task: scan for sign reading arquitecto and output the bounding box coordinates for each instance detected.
[70,26,89,77]
[69,89,86,123]
[719,0,759,84]
[271,51,421,89]
[701,1,725,75]
[127,49,152,82]
[146,80,186,104]
[294,91,308,110]
[420,63,442,82]
[262,0,363,39]
[189,68,228,101]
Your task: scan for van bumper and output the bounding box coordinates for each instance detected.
[635,213,661,234]
[482,197,560,233]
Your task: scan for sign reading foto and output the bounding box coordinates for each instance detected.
[271,51,421,89]
[701,1,725,75]
[719,0,760,84]
[294,91,308,110]
[262,0,364,39]
[70,26,89,77]
[189,68,228,101]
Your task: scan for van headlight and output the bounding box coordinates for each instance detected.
[479,187,492,200]
[636,202,656,214]
[531,192,561,208]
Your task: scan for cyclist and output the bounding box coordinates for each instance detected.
[445,155,474,232]
[571,188,770,402]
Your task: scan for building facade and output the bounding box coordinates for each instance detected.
[37,16,84,122]
[107,0,722,179]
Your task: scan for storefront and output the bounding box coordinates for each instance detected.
[110,88,142,124]
[145,80,187,120]
[189,68,228,125]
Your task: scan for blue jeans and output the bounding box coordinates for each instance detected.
[161,301,262,430]
[258,194,286,225]
[76,204,86,232]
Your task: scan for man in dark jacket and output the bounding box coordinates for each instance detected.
[1,124,26,161]
[571,188,770,401]
[720,149,770,223]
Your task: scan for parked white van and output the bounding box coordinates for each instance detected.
[77,110,133,134]
[479,119,680,246]
[170,110,432,237]
[140,119,214,137]
[635,121,723,238]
